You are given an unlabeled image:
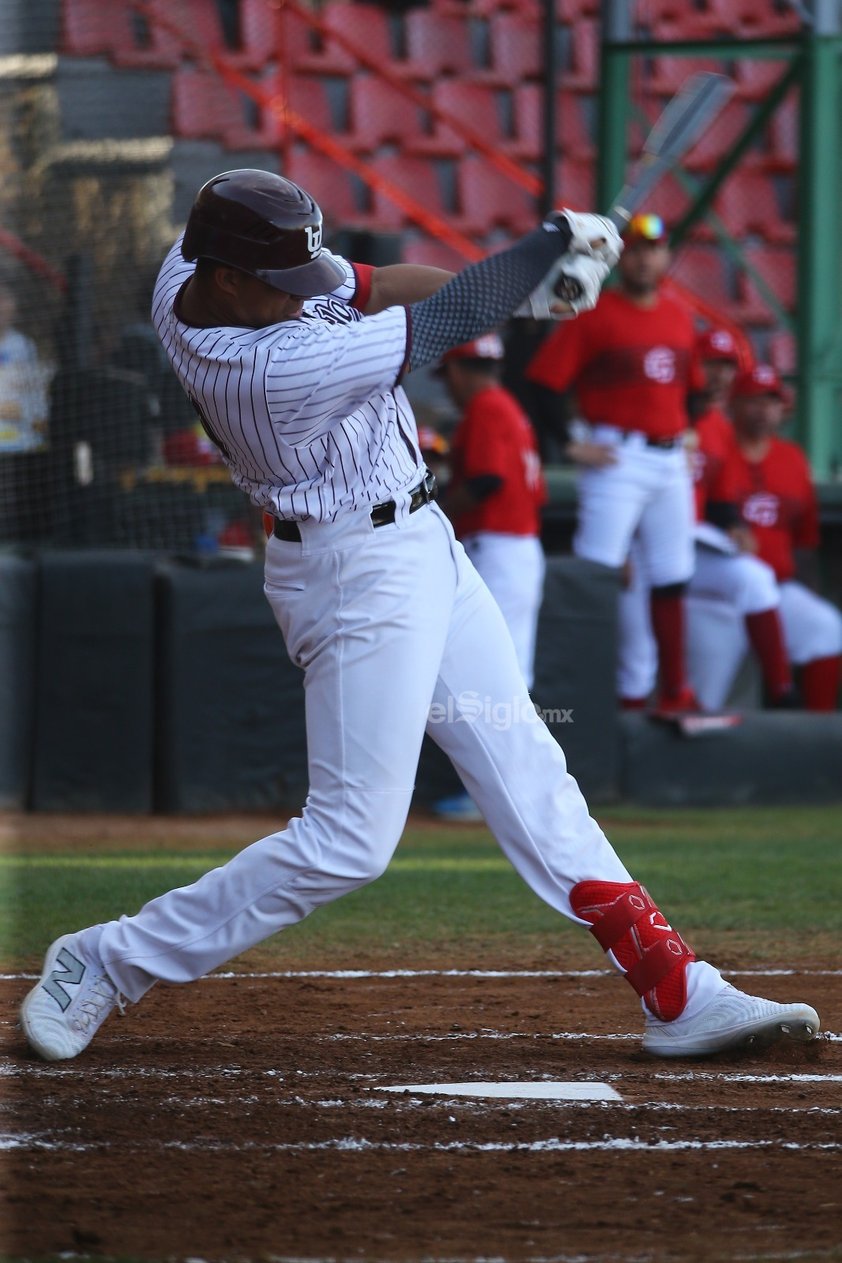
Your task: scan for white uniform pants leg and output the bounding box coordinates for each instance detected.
[462,532,546,690]
[97,506,457,1001]
[778,580,842,664]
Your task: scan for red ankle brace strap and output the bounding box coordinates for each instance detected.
[570,880,695,1021]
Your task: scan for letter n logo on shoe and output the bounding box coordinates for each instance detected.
[42,948,85,1011]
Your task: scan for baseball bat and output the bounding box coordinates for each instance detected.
[554,72,736,303]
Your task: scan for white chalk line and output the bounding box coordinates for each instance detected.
[2,1133,841,1155]
[4,967,841,981]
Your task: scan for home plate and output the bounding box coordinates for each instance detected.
[377,1081,621,1101]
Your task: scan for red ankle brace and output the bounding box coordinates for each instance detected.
[570,880,695,1021]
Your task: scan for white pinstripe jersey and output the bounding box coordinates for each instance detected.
[152,235,424,521]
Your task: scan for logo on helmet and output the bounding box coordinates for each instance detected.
[305,224,322,257]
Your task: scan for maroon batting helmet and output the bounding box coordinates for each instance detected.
[181,168,346,298]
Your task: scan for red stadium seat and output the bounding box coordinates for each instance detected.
[284,150,368,229]
[409,81,509,158]
[400,9,476,81]
[480,11,544,85]
[766,94,799,172]
[62,0,182,67]
[171,66,280,150]
[264,75,335,145]
[715,169,796,244]
[768,329,797,376]
[669,245,734,309]
[735,245,797,323]
[681,99,752,172]
[734,56,795,103]
[292,2,395,75]
[561,19,599,91]
[553,158,594,211]
[456,158,536,234]
[513,85,595,161]
[368,154,451,230]
[345,75,427,153]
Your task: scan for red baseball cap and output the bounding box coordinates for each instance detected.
[441,332,505,363]
[696,327,741,364]
[731,364,787,400]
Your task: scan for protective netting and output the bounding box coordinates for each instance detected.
[0,0,801,551]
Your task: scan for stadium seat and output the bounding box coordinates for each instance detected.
[735,245,797,323]
[647,47,725,96]
[284,150,368,229]
[715,169,796,244]
[368,154,451,231]
[171,66,280,149]
[456,157,537,234]
[734,56,795,103]
[553,158,594,211]
[402,236,473,272]
[729,0,801,35]
[766,94,799,172]
[62,0,182,67]
[345,75,428,153]
[291,2,395,75]
[681,99,751,172]
[479,11,544,85]
[768,329,797,376]
[513,85,595,162]
[409,81,510,157]
[264,76,335,146]
[400,9,477,81]
[669,245,734,310]
[560,19,599,91]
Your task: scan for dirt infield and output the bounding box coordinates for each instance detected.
[3,966,840,1263]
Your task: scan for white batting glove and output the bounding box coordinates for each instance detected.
[558,210,624,267]
[513,252,611,320]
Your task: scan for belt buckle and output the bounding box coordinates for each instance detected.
[421,470,438,503]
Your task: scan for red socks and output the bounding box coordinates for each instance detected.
[800,655,842,711]
[649,589,687,700]
[744,608,793,702]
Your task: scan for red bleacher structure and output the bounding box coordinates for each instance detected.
[57,0,802,369]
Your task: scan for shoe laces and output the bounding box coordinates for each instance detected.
[70,973,125,1034]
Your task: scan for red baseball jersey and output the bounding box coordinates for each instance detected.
[450,384,547,537]
[691,406,739,521]
[526,289,700,439]
[723,436,820,581]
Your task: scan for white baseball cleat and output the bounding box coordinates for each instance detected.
[642,983,820,1058]
[20,932,123,1061]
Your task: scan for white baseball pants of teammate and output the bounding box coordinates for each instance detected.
[94,496,725,1015]
[573,427,694,585]
[461,531,546,690]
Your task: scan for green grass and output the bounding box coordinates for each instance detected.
[3,805,841,970]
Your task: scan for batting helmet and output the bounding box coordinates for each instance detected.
[181,168,346,298]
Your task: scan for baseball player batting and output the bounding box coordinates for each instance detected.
[21,170,819,1062]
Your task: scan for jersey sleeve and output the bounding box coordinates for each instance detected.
[264,305,410,447]
[524,316,590,393]
[323,251,358,303]
[349,262,375,312]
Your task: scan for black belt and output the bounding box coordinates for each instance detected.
[273,472,438,542]
[618,431,684,450]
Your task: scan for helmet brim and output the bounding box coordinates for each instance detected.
[254,252,347,299]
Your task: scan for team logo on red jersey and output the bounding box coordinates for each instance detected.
[643,346,676,384]
[743,492,779,527]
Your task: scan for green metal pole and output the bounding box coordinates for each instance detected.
[597,0,632,213]
[797,8,842,476]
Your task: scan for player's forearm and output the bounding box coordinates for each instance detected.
[407,220,573,371]
[364,265,454,314]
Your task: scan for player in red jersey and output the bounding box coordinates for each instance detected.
[526,213,698,714]
[432,333,548,820]
[724,365,842,710]
[618,329,795,709]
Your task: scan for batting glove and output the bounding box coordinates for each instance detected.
[513,252,612,320]
[558,210,624,268]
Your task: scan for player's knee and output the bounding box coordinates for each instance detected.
[737,557,779,614]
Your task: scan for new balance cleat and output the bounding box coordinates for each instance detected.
[20,932,123,1061]
[642,983,820,1058]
